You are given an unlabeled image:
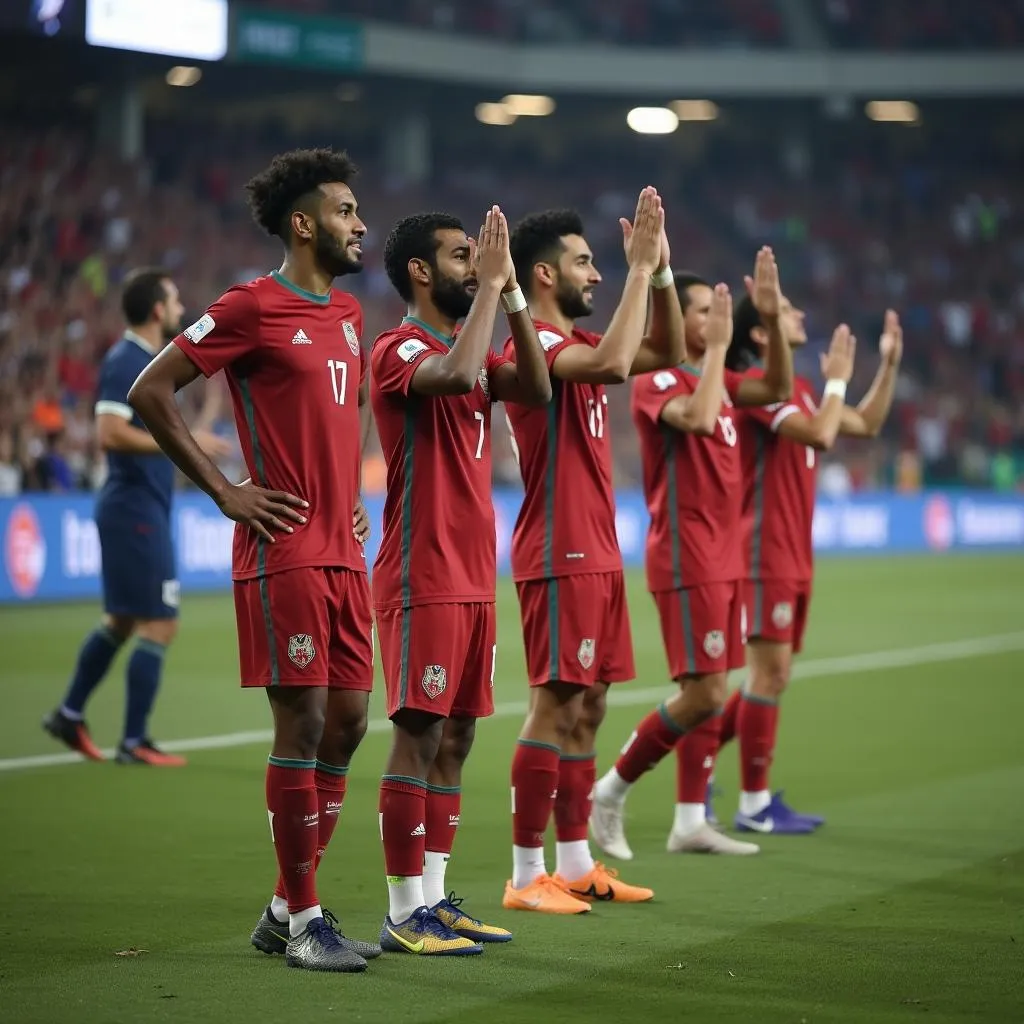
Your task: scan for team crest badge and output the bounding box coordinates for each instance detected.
[341,320,360,356]
[421,664,447,700]
[703,630,726,659]
[772,602,794,629]
[577,639,595,670]
[287,634,316,669]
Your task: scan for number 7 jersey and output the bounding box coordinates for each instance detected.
[370,318,511,611]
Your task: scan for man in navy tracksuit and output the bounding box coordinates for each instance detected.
[43,267,228,765]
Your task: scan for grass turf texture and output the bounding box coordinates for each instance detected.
[1,555,1022,1023]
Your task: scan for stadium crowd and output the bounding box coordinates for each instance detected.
[1,115,1022,498]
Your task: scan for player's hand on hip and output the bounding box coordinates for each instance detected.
[620,186,664,274]
[217,480,309,543]
[704,283,733,350]
[475,206,513,290]
[820,324,856,383]
[879,308,903,366]
[194,429,233,460]
[744,246,782,319]
[352,498,370,545]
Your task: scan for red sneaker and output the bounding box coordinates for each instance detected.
[115,739,187,767]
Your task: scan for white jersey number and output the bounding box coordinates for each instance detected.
[718,414,737,447]
[327,359,348,405]
[588,394,609,439]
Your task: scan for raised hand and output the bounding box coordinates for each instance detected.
[352,498,370,545]
[704,283,733,350]
[620,186,664,275]
[217,479,308,544]
[744,246,782,319]
[879,308,903,366]
[819,324,856,383]
[474,206,513,289]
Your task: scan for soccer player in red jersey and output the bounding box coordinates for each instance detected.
[500,190,684,913]
[372,208,551,954]
[710,302,902,833]
[591,249,794,859]
[128,148,380,973]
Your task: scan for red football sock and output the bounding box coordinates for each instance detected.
[738,694,780,793]
[511,740,560,848]
[674,714,723,804]
[425,787,461,856]
[265,758,320,914]
[554,754,595,843]
[719,689,742,748]
[615,705,685,784]
[379,776,427,877]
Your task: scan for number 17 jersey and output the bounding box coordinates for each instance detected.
[503,322,623,583]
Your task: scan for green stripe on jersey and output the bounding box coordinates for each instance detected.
[270,270,331,305]
[661,424,684,590]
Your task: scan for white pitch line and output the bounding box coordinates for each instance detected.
[2,631,1023,775]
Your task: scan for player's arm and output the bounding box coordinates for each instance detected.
[770,324,856,451]
[734,247,794,407]
[839,309,902,438]
[488,271,553,407]
[95,412,165,454]
[628,218,686,375]
[550,188,664,385]
[658,283,732,436]
[410,207,509,397]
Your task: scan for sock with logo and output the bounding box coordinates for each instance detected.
[272,760,348,912]
[718,688,742,748]
[738,692,780,812]
[611,704,686,788]
[61,625,124,718]
[554,754,596,881]
[380,775,428,923]
[423,784,460,908]
[673,712,722,811]
[511,740,560,889]
[121,639,166,746]
[265,757,321,933]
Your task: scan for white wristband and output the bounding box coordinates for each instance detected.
[501,286,527,314]
[651,265,674,290]
[823,379,847,401]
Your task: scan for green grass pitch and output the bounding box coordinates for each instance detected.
[1,555,1023,1023]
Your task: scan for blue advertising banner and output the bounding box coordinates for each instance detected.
[1,490,1022,604]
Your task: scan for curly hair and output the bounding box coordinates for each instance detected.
[245,147,359,240]
[383,212,465,302]
[726,293,763,371]
[509,209,586,296]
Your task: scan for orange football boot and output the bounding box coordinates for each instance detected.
[555,862,654,903]
[502,874,591,914]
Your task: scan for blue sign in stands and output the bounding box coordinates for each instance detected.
[1,490,1022,604]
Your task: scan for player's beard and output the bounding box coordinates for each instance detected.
[314,221,363,278]
[431,272,475,322]
[554,275,592,320]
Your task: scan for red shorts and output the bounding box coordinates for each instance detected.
[516,572,635,688]
[375,602,496,720]
[653,581,745,678]
[744,579,812,653]
[234,567,373,689]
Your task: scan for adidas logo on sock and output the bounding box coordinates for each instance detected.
[410,822,426,836]
[291,328,312,345]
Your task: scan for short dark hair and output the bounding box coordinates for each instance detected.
[727,294,763,371]
[510,209,586,296]
[245,147,359,240]
[673,271,711,310]
[382,212,465,302]
[121,267,171,327]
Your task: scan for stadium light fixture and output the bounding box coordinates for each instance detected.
[626,107,679,135]
[501,94,556,117]
[670,99,719,121]
[166,65,202,87]
[476,102,517,126]
[865,100,920,124]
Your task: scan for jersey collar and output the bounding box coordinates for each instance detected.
[124,329,158,356]
[270,270,332,305]
[402,315,453,348]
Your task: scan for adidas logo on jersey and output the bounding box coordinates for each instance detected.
[291,328,312,345]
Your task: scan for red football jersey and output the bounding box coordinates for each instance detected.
[370,317,510,610]
[630,365,746,592]
[173,272,366,581]
[739,370,818,581]
[503,322,622,582]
